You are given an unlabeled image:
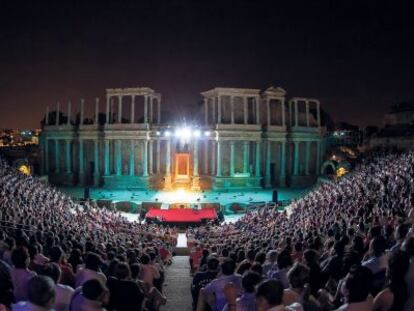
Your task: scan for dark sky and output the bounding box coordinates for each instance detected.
[1,0,414,129]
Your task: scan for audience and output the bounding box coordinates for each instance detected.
[190,150,414,311]
[2,148,414,311]
[0,157,172,310]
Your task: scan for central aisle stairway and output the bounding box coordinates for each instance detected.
[161,256,193,311]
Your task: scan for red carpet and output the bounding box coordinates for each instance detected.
[145,208,218,223]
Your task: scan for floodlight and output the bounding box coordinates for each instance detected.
[182,128,191,138]
[204,131,211,136]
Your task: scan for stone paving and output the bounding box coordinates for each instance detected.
[161,256,193,311]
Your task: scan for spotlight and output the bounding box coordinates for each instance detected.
[182,128,191,139]
[156,131,161,136]
[204,131,211,136]
[164,130,171,137]
[193,130,201,137]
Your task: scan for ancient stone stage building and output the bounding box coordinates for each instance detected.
[40,86,326,190]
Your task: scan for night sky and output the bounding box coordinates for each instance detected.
[1,0,414,129]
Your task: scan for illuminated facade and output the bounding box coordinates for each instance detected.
[40,86,327,189]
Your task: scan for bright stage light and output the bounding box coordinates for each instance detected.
[156,131,161,136]
[174,127,192,140]
[204,131,211,136]
[193,130,201,137]
[164,130,171,137]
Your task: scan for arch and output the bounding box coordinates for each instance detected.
[321,160,337,175]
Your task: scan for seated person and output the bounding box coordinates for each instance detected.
[13,275,56,311]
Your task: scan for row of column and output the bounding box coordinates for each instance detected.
[106,94,161,124]
[289,99,321,127]
[44,137,323,184]
[291,140,321,176]
[215,140,261,177]
[44,95,161,126]
[204,95,260,125]
[43,139,156,177]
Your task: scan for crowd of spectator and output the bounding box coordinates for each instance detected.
[189,150,414,311]
[0,157,174,310]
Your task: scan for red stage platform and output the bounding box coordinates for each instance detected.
[145,208,218,223]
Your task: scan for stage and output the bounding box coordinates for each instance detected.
[60,187,309,205]
[59,187,312,223]
[145,207,218,224]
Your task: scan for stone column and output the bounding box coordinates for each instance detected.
[255,141,261,177]
[110,98,114,123]
[117,96,122,123]
[129,140,135,176]
[149,96,154,124]
[149,140,153,175]
[191,141,201,190]
[316,140,321,174]
[46,106,50,125]
[265,140,271,187]
[212,98,216,124]
[230,141,235,176]
[79,139,84,178]
[216,140,222,177]
[130,95,135,123]
[55,139,60,173]
[293,141,300,175]
[204,140,208,174]
[306,101,310,127]
[45,138,49,173]
[280,141,286,185]
[104,140,110,175]
[217,96,222,123]
[289,100,293,126]
[230,96,235,124]
[244,97,248,124]
[65,140,71,173]
[316,101,321,127]
[94,140,100,184]
[142,140,148,177]
[243,141,249,174]
[294,100,299,127]
[106,96,110,124]
[166,139,171,176]
[212,140,216,175]
[157,96,161,124]
[80,99,84,126]
[255,96,260,124]
[94,98,99,125]
[56,102,60,125]
[156,140,161,174]
[193,141,199,177]
[266,98,271,125]
[163,138,172,189]
[144,95,148,123]
[281,99,286,127]
[305,141,310,175]
[204,98,208,125]
[67,101,71,125]
[115,140,122,176]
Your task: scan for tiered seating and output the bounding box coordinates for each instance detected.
[0,158,173,310]
[189,150,414,311]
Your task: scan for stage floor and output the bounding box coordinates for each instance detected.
[60,187,310,205]
[60,187,311,224]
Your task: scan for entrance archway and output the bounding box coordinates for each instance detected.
[174,153,190,181]
[321,160,337,176]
